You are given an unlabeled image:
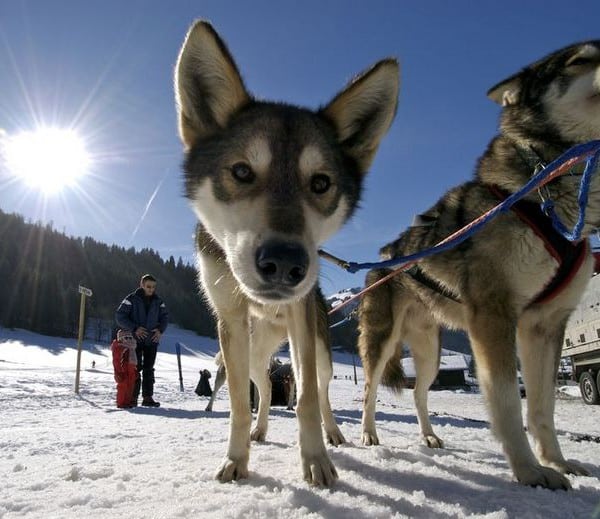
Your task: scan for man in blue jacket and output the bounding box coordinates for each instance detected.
[115,274,168,407]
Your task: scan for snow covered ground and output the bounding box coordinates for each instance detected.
[1,327,600,518]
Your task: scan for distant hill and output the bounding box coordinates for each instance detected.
[326,288,361,352]
[0,209,216,339]
[327,287,362,317]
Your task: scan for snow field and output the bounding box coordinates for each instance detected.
[1,327,599,518]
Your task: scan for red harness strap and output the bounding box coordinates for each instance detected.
[488,185,589,306]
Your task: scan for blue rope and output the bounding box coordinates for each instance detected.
[541,150,600,242]
[343,140,600,274]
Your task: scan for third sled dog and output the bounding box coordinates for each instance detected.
[174,20,399,486]
[359,40,600,489]
[206,352,296,413]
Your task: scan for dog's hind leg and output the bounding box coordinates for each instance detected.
[315,294,345,446]
[287,378,296,410]
[315,333,346,446]
[405,322,443,448]
[249,363,271,442]
[358,269,406,446]
[215,318,252,483]
[249,320,282,442]
[518,309,589,476]
[287,294,337,487]
[360,338,402,446]
[467,300,570,490]
[205,363,226,412]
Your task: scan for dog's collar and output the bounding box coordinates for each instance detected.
[511,141,548,176]
[509,140,575,206]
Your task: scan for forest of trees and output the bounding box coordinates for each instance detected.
[0,209,216,339]
[0,208,368,351]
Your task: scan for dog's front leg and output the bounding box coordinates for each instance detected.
[517,310,590,476]
[215,318,251,482]
[287,295,338,487]
[467,304,570,490]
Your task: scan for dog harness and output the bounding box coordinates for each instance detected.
[406,185,589,308]
[488,185,589,306]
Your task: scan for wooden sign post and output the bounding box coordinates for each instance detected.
[175,342,184,392]
[74,285,93,394]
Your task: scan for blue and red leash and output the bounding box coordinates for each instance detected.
[322,140,600,317]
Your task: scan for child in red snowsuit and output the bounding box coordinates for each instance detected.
[111,329,139,408]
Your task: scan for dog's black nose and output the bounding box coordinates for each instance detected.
[255,241,309,287]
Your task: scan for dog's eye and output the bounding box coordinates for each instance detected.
[310,174,331,195]
[567,56,595,68]
[231,163,255,183]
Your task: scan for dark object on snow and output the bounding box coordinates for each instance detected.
[195,369,213,397]
[142,396,160,407]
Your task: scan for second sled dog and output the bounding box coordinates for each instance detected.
[359,41,600,489]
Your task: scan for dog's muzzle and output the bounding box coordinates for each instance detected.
[255,240,308,288]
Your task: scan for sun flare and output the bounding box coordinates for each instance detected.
[3,127,90,194]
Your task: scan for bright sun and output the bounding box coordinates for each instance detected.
[3,127,90,194]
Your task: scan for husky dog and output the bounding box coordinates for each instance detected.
[204,352,226,413]
[206,353,296,413]
[174,21,399,486]
[359,41,600,489]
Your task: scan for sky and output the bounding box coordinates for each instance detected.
[0,0,599,295]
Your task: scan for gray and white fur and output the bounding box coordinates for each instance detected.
[359,40,600,490]
[174,20,399,486]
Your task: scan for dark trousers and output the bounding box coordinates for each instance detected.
[134,342,158,399]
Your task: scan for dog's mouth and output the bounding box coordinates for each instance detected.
[251,286,296,303]
[243,280,311,305]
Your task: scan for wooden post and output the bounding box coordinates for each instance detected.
[176,342,184,392]
[74,285,92,394]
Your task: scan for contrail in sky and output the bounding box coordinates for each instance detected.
[129,168,170,244]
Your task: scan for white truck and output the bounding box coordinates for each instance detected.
[562,272,600,404]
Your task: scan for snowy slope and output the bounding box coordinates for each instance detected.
[326,288,361,317]
[1,327,600,518]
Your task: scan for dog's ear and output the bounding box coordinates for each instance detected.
[487,72,522,106]
[321,59,400,173]
[175,20,251,149]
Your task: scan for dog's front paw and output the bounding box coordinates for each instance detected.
[515,463,571,490]
[216,457,249,483]
[541,459,590,476]
[361,430,379,446]
[325,425,346,447]
[423,434,444,449]
[302,450,338,487]
[250,426,267,442]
